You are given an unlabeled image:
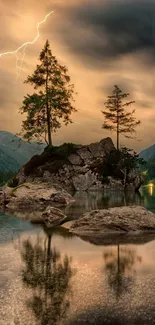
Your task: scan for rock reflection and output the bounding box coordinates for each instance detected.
[65,191,144,220]
[101,190,144,209]
[19,231,73,325]
[103,245,142,298]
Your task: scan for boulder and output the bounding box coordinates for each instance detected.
[70,206,155,236]
[1,182,75,211]
[77,147,93,164]
[42,207,67,228]
[68,153,83,165]
[89,137,114,157]
[2,205,68,226]
[11,137,115,192]
[50,191,75,205]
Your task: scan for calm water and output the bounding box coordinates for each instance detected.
[1,187,155,324]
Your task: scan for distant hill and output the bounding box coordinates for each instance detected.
[0,131,45,175]
[139,144,155,182]
[139,144,155,162]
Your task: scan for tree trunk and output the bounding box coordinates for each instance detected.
[47,105,52,146]
[116,98,119,150]
[117,126,119,150]
[46,66,52,146]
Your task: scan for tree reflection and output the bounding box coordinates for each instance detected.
[64,191,144,221]
[103,245,142,298]
[20,232,73,325]
[101,190,144,209]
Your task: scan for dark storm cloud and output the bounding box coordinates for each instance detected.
[59,0,155,66]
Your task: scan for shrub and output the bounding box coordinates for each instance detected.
[100,147,145,181]
[7,176,19,188]
[24,143,78,176]
[45,143,78,158]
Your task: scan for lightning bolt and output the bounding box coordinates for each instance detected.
[0,10,54,79]
[15,44,27,81]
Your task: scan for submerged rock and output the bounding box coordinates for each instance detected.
[70,206,155,236]
[50,191,74,205]
[1,205,68,228]
[42,206,67,228]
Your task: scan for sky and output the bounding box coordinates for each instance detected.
[0,0,155,151]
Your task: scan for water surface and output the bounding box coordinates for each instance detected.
[1,187,155,325]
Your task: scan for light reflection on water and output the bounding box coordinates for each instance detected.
[0,187,155,324]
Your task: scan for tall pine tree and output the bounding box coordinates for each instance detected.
[102,85,140,149]
[20,40,77,145]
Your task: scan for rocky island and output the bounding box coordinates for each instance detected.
[0,137,146,230]
[6,137,143,193]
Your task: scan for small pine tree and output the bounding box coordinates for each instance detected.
[20,40,77,145]
[102,85,140,149]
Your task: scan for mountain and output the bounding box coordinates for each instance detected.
[139,144,155,181]
[139,144,155,162]
[0,131,45,175]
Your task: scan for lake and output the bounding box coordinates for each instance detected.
[0,186,155,324]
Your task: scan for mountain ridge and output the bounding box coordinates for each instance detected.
[0,131,45,175]
[139,144,155,162]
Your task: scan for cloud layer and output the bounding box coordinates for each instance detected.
[60,0,155,66]
[0,0,155,150]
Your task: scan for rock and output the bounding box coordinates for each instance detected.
[72,165,89,173]
[89,137,114,157]
[1,182,74,211]
[50,190,75,205]
[102,176,124,191]
[2,205,68,226]
[70,206,155,236]
[42,207,67,228]
[77,147,93,164]
[77,232,155,246]
[126,170,144,191]
[68,153,83,165]
[43,170,51,178]
[72,171,103,191]
[9,137,143,192]
[12,137,116,192]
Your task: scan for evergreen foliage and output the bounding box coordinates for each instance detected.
[102,147,145,181]
[20,40,77,145]
[102,85,140,149]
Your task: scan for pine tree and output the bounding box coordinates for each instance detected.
[102,85,140,149]
[20,40,77,145]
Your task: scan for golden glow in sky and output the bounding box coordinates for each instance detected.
[0,0,154,150]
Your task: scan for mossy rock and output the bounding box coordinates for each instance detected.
[45,143,78,158]
[24,143,78,177]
